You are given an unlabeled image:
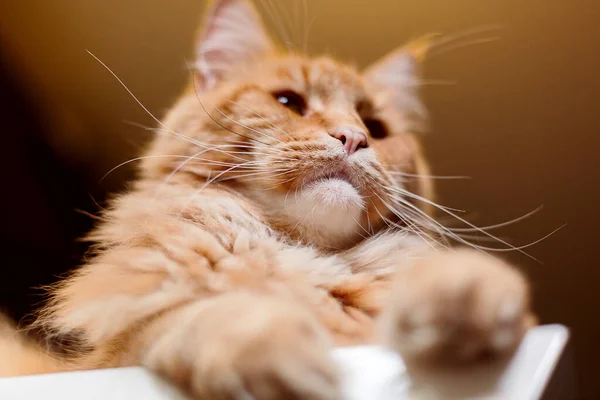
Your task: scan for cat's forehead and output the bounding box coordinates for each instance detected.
[250,55,367,104]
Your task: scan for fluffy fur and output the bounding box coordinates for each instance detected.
[1,1,535,398]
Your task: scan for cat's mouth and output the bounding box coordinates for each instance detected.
[298,167,364,210]
[286,166,365,239]
[303,169,354,189]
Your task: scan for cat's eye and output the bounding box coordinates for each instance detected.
[272,90,307,116]
[363,118,389,139]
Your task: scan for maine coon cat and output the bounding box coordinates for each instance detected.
[0,0,535,398]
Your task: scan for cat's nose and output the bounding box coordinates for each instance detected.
[329,126,368,155]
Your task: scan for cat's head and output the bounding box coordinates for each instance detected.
[143,0,434,250]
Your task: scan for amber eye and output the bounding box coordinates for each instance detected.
[272,90,307,116]
[363,118,389,139]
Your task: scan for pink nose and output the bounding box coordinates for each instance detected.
[329,126,368,155]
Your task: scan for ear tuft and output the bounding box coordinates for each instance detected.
[402,33,440,62]
[194,0,274,91]
[364,34,438,126]
[364,33,438,89]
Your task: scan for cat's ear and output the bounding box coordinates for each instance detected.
[363,34,437,112]
[193,0,275,91]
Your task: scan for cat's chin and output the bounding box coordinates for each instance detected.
[286,177,365,242]
[302,178,364,210]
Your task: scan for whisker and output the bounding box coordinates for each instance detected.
[87,50,270,185]
[226,100,294,140]
[373,194,442,250]
[352,214,373,239]
[100,155,204,182]
[188,69,270,146]
[131,124,276,152]
[174,161,259,219]
[365,207,373,235]
[387,171,471,180]
[86,51,208,150]
[259,0,297,52]
[446,206,545,232]
[382,186,545,261]
[291,195,324,238]
[301,0,314,54]
[429,25,503,52]
[429,37,501,59]
[263,175,298,191]
[451,233,507,243]
[386,187,466,213]
[213,106,284,144]
[417,79,458,86]
[284,186,295,209]
[158,146,293,191]
[217,169,293,183]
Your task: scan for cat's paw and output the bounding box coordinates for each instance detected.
[144,292,340,400]
[379,250,535,366]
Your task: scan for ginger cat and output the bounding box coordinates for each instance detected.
[0,0,535,398]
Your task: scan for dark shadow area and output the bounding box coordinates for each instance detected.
[0,54,99,323]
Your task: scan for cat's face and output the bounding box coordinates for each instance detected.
[143,0,433,249]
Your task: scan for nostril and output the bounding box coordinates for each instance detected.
[329,126,368,155]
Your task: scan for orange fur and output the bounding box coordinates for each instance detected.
[0,316,65,376]
[1,1,534,398]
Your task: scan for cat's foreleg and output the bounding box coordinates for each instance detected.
[378,249,536,365]
[41,233,341,400]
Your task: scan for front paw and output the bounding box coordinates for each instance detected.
[143,293,340,400]
[379,250,535,366]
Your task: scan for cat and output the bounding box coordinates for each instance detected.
[0,0,535,398]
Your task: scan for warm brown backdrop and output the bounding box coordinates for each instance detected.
[0,1,598,398]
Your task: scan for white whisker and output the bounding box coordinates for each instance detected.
[380,184,553,261]
[387,171,470,180]
[214,106,284,144]
[430,36,501,59]
[226,100,293,140]
[86,51,208,151]
[429,25,503,52]
[100,155,204,182]
[447,206,545,232]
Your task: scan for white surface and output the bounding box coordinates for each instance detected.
[0,324,568,400]
[333,324,569,400]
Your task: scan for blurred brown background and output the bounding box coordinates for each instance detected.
[0,0,597,398]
